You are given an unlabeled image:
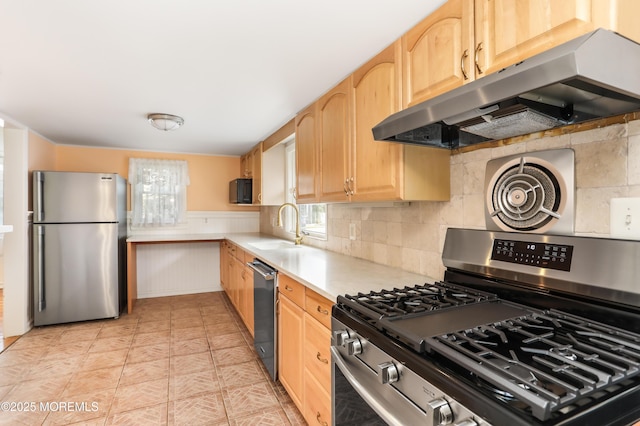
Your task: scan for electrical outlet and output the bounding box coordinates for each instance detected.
[271,215,277,227]
[611,198,640,239]
[349,223,356,240]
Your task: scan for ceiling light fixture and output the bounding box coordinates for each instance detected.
[147,113,184,131]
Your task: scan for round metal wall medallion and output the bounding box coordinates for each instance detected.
[485,151,572,234]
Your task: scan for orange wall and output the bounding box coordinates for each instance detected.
[26,139,256,212]
[27,131,57,210]
[55,145,257,211]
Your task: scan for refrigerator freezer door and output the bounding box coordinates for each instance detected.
[33,223,120,326]
[33,171,125,223]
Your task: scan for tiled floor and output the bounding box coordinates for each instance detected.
[0,291,306,425]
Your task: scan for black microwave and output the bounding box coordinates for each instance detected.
[229,178,253,204]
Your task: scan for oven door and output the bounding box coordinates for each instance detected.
[331,346,389,426]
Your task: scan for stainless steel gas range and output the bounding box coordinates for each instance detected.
[331,228,640,426]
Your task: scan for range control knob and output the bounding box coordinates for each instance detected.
[377,361,399,384]
[345,338,362,356]
[454,419,478,426]
[333,330,350,347]
[427,398,453,426]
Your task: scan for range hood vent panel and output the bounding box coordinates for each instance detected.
[373,29,640,149]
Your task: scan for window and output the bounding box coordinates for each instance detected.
[128,158,189,227]
[284,141,327,239]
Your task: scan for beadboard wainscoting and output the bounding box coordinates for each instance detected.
[130,211,259,298]
[136,241,221,298]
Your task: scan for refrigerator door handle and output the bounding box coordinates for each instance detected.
[35,171,45,222]
[36,226,46,311]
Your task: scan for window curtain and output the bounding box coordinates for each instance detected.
[128,158,190,227]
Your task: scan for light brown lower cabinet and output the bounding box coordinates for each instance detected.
[220,240,254,336]
[278,289,305,409]
[303,312,332,426]
[277,274,333,425]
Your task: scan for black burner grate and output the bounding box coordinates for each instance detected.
[341,282,497,320]
[427,309,640,421]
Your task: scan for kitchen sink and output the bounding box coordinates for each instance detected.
[247,240,299,251]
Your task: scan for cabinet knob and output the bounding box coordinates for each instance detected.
[474,42,484,75]
[316,412,328,426]
[460,49,469,80]
[316,351,329,364]
[316,305,329,315]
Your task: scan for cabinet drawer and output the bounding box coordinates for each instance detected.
[278,274,305,307]
[304,313,331,392]
[304,369,332,426]
[305,289,332,329]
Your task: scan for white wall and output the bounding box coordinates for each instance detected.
[3,128,31,336]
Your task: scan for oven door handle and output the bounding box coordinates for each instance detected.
[331,346,403,425]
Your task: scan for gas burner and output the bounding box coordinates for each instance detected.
[548,346,578,361]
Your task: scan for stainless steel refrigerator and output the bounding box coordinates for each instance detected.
[32,171,127,326]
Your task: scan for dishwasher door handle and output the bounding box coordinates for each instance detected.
[246,261,276,280]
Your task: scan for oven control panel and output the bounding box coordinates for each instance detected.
[491,239,573,271]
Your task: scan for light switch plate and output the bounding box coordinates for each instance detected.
[349,223,356,240]
[610,198,640,239]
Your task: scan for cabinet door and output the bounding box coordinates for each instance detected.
[318,77,352,202]
[240,264,254,336]
[251,144,262,205]
[351,41,403,201]
[220,241,228,291]
[304,369,332,426]
[403,0,475,107]
[231,256,243,310]
[475,0,611,77]
[240,153,250,178]
[295,104,320,203]
[278,295,304,409]
[303,313,331,392]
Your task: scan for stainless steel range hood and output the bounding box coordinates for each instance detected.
[373,29,640,149]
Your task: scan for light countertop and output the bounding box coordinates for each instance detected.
[236,236,437,301]
[126,233,226,243]
[127,232,438,301]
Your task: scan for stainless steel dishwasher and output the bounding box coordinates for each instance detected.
[246,258,278,380]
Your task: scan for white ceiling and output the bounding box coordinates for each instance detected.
[0,0,446,156]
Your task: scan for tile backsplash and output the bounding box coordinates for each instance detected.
[261,119,640,280]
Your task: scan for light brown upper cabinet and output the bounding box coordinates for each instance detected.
[402,0,475,108]
[238,142,263,204]
[351,41,450,202]
[297,41,450,204]
[404,0,640,108]
[250,143,262,204]
[295,104,320,203]
[475,0,633,77]
[318,78,352,202]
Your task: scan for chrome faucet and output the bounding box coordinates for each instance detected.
[277,203,302,245]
